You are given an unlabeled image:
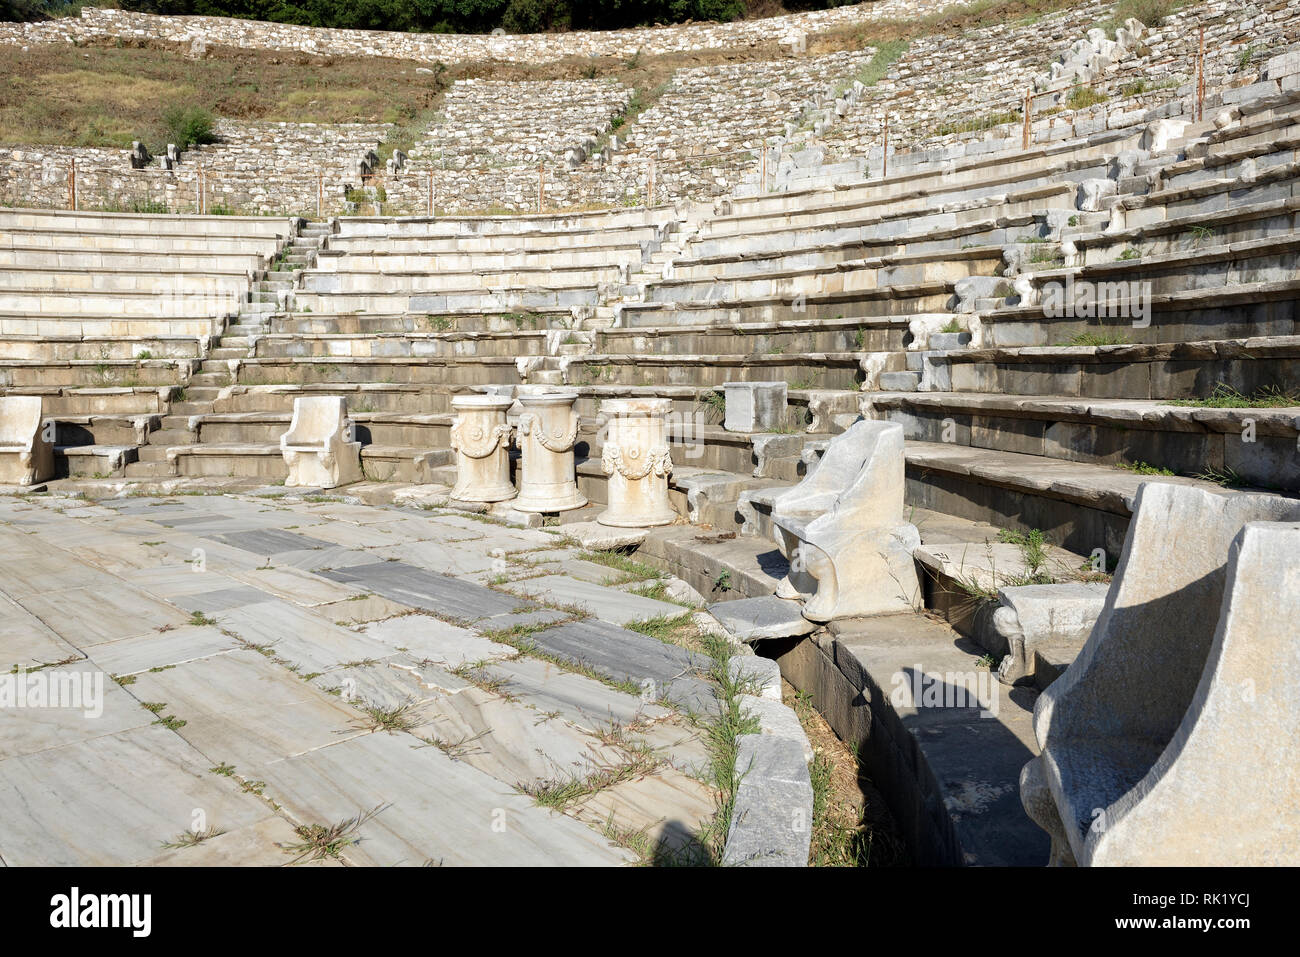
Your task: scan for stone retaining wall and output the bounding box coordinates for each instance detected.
[1,3,954,65]
[0,120,387,215]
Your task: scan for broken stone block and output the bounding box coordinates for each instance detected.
[129,141,151,170]
[1144,118,1189,153]
[722,381,787,433]
[770,420,921,622]
[708,595,817,642]
[1077,177,1117,211]
[778,32,807,56]
[1021,482,1300,865]
[0,396,54,487]
[280,396,362,490]
[992,581,1110,684]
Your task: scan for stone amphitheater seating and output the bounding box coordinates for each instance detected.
[0,209,300,475]
[602,49,877,202]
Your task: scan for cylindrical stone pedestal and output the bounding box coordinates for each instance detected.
[515,392,587,513]
[597,398,676,527]
[449,394,516,502]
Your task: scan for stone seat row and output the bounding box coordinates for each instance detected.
[0,208,296,239]
[0,333,206,361]
[672,185,1069,279]
[865,390,1300,496]
[0,266,253,294]
[218,351,867,392]
[0,313,228,339]
[311,245,647,273]
[334,206,672,239]
[248,313,907,359]
[0,290,244,320]
[0,227,286,259]
[0,247,270,274]
[297,261,628,296]
[708,124,1153,230]
[325,222,670,254]
[918,334,1300,401]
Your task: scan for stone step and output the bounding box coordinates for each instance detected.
[135,445,173,463]
[143,428,196,447]
[169,400,215,415]
[168,442,285,480]
[359,445,451,484]
[768,612,1046,865]
[929,334,1300,399]
[189,373,232,387]
[977,278,1300,349]
[902,439,1249,558]
[122,459,176,478]
[866,390,1300,492]
[56,443,137,478]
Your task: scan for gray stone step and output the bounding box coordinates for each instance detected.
[770,613,1046,866]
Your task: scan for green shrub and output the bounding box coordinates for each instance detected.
[162,105,216,150]
[1112,0,1176,28]
[1066,86,1108,110]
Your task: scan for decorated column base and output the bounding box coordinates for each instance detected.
[515,392,587,513]
[450,394,516,503]
[597,397,676,528]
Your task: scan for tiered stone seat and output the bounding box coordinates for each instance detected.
[811,1,1300,185]
[835,97,1300,566]
[0,209,302,475]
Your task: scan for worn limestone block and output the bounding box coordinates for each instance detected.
[722,381,787,433]
[0,396,54,486]
[993,581,1110,684]
[722,734,812,867]
[709,595,818,642]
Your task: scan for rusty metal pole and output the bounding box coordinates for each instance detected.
[1023,90,1032,150]
[1196,26,1205,122]
[882,114,889,178]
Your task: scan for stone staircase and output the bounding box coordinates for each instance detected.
[124,220,330,478]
